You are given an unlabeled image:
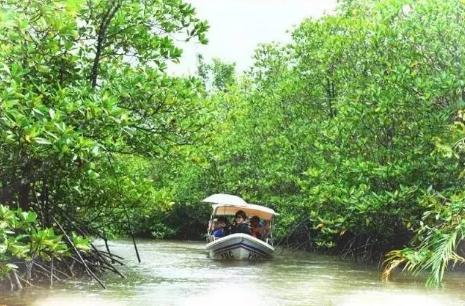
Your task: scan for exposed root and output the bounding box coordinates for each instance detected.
[0,204,131,291]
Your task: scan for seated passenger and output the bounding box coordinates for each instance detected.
[250,216,269,240]
[212,216,228,238]
[230,210,251,235]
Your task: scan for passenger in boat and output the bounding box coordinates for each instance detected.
[250,216,269,240]
[230,210,251,235]
[212,216,228,238]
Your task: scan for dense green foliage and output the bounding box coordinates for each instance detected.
[163,0,465,286]
[0,0,209,230]
[0,0,210,285]
[3,0,465,288]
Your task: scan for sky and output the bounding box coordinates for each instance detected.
[169,0,338,76]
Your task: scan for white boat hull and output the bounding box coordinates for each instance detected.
[206,233,274,260]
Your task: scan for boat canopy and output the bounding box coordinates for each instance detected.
[203,194,277,220]
[202,194,247,206]
[211,203,277,220]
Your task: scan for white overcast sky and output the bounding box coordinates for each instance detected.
[169,0,338,76]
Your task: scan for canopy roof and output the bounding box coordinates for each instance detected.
[203,194,277,220]
[202,194,247,206]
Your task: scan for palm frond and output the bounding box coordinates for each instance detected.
[383,223,465,287]
[423,230,465,286]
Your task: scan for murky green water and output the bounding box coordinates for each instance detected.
[2,239,465,306]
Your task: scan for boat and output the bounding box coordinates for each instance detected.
[203,194,278,260]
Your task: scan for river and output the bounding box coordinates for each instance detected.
[2,239,465,306]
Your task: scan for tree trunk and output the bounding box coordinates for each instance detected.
[18,178,29,211]
[41,177,50,226]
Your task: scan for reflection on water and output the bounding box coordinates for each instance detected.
[1,239,465,306]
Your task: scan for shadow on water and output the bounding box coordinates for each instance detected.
[2,239,465,305]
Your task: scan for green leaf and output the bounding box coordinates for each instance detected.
[34,137,52,145]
